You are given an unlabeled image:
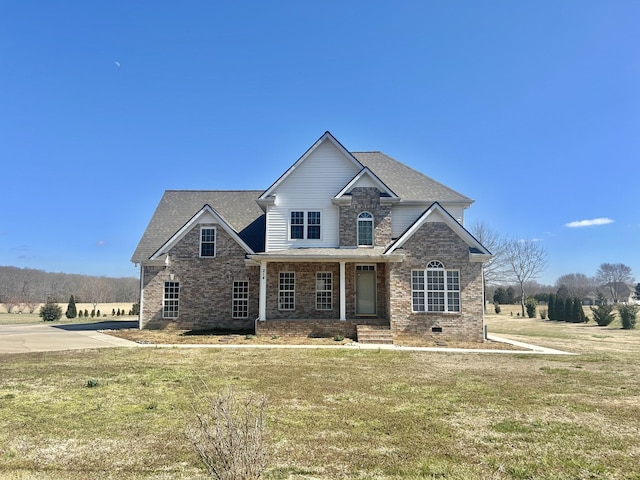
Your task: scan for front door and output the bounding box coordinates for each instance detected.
[356,265,376,315]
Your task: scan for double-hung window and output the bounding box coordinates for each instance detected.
[200,226,216,257]
[163,281,180,318]
[279,272,295,310]
[411,261,460,312]
[316,272,332,310]
[232,281,249,318]
[290,211,321,240]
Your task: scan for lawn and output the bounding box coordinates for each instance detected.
[1,312,639,479]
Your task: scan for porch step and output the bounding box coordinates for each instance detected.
[356,325,394,345]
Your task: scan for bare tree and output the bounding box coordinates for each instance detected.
[504,239,548,317]
[555,273,597,299]
[595,263,634,303]
[2,296,21,314]
[469,221,510,287]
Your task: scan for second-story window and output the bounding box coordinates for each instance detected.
[357,212,374,246]
[290,211,321,240]
[200,227,216,257]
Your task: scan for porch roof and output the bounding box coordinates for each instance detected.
[247,247,404,263]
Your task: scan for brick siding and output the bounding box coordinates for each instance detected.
[141,225,258,331]
[389,222,484,342]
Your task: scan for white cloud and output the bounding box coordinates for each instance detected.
[565,217,614,228]
[96,240,106,246]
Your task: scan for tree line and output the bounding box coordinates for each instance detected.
[0,266,139,311]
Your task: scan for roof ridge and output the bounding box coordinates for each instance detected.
[164,189,263,193]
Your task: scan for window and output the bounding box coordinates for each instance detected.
[307,211,321,239]
[232,281,249,318]
[316,272,332,310]
[279,272,295,310]
[357,212,374,246]
[163,281,180,318]
[290,211,321,240]
[290,212,304,239]
[411,261,460,313]
[200,227,216,257]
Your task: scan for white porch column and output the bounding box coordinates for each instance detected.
[339,261,346,321]
[259,261,267,321]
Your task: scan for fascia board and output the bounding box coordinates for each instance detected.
[385,202,491,256]
[150,205,255,259]
[334,167,399,199]
[259,131,364,200]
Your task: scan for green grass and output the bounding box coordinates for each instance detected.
[1,316,640,478]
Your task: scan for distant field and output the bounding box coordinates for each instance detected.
[1,308,639,478]
[0,303,137,325]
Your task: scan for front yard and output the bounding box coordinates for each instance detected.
[0,313,639,479]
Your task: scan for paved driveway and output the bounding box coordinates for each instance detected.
[0,321,138,354]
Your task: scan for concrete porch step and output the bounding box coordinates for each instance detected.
[356,325,394,345]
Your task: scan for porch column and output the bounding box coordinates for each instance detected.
[339,261,346,321]
[259,261,267,321]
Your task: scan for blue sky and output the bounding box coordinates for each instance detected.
[1,1,639,286]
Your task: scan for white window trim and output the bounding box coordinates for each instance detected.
[357,211,374,246]
[289,210,322,241]
[316,271,333,310]
[232,280,249,319]
[411,261,461,313]
[278,272,295,311]
[199,225,217,258]
[162,281,180,319]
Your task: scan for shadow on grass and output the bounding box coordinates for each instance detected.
[53,320,138,331]
[180,328,253,337]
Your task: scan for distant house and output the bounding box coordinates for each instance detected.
[600,282,635,304]
[131,132,492,343]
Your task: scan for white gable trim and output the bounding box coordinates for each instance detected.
[334,167,399,199]
[259,131,364,201]
[150,204,255,259]
[385,202,491,260]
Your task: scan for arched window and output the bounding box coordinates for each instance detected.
[411,260,460,312]
[357,212,373,246]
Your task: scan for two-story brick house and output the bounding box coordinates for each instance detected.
[131,132,491,343]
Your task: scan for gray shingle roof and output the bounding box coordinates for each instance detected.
[132,148,473,264]
[352,152,472,204]
[131,190,264,263]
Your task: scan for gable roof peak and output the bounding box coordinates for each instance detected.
[259,131,363,200]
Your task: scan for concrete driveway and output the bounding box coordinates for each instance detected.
[0,321,138,354]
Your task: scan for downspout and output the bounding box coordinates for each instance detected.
[138,264,144,330]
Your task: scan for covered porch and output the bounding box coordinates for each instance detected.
[247,248,403,337]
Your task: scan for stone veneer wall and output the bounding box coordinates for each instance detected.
[339,187,392,247]
[389,222,485,343]
[141,224,258,331]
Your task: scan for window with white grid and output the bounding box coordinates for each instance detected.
[163,281,180,318]
[411,261,460,313]
[289,210,321,240]
[200,226,216,257]
[232,281,249,318]
[278,272,295,310]
[316,272,332,310]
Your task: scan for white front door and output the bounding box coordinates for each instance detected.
[356,265,376,315]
